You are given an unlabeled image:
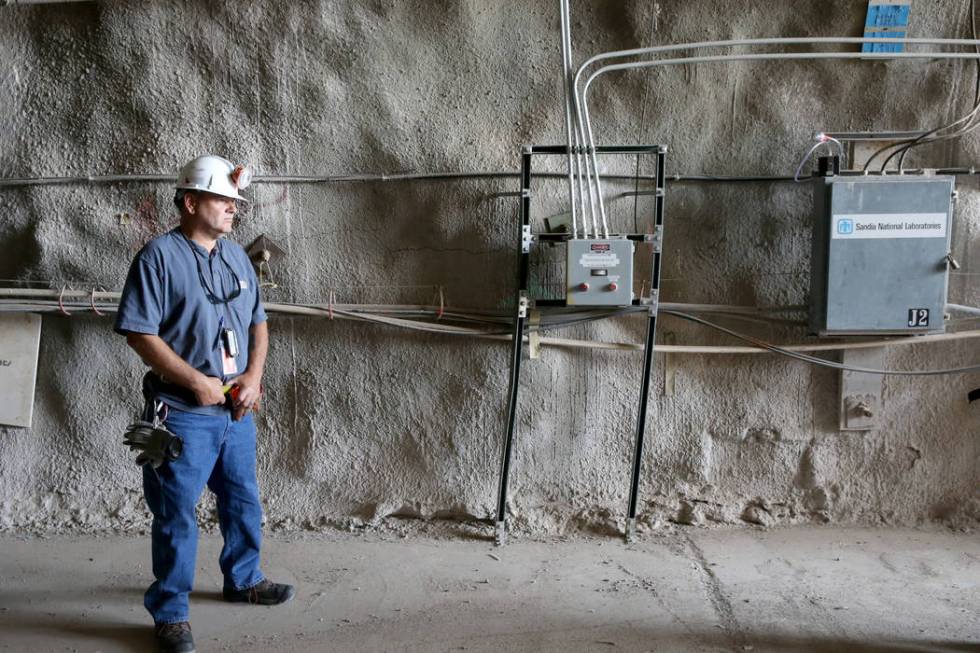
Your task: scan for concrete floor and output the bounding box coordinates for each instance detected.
[0,526,977,652]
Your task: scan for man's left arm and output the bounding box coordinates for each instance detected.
[234,321,268,417]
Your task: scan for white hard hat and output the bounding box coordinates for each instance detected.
[174,154,252,203]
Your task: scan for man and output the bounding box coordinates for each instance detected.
[115,154,294,653]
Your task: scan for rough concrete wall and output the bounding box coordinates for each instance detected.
[0,0,977,534]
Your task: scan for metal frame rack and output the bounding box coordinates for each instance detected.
[494,144,667,545]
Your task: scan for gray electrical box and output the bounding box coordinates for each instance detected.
[0,313,42,428]
[810,175,954,336]
[566,238,634,306]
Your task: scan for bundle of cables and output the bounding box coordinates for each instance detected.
[4,287,980,376]
[863,0,980,173]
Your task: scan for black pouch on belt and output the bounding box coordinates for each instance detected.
[145,371,199,406]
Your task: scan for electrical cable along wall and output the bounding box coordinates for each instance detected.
[484,3,980,539]
[0,1,979,534]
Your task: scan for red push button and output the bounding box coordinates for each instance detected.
[578,282,590,291]
[608,282,618,291]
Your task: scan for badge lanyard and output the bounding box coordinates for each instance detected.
[182,235,243,379]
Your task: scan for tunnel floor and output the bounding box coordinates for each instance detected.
[0,526,977,652]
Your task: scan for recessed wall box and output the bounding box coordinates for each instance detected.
[566,238,634,306]
[809,175,954,336]
[0,313,42,428]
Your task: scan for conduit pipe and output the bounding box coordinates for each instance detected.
[559,0,580,239]
[0,287,799,315]
[564,0,591,238]
[4,289,980,363]
[8,296,980,355]
[570,37,980,226]
[7,168,980,189]
[8,297,980,365]
[2,0,91,5]
[948,303,980,317]
[0,170,629,188]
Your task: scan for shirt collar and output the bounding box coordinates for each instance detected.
[173,227,221,258]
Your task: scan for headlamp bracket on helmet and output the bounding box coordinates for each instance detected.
[231,164,253,190]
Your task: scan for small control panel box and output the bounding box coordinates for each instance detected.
[566,238,634,306]
[810,175,954,336]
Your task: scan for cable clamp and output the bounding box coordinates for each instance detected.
[644,290,660,316]
[645,227,664,250]
[436,285,445,319]
[328,291,335,320]
[90,286,105,316]
[528,310,541,359]
[521,225,534,253]
[517,292,529,318]
[521,189,531,199]
[58,285,72,316]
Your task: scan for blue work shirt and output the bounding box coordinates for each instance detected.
[115,227,267,415]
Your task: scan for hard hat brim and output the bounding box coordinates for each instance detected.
[175,186,250,203]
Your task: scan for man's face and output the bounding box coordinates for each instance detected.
[184,192,238,236]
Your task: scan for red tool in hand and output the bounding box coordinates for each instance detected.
[223,383,263,420]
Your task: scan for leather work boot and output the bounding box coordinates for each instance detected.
[155,621,195,653]
[223,579,296,605]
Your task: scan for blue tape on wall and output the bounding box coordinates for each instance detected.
[863,1,912,53]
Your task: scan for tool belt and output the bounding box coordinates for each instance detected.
[121,373,185,468]
[145,371,199,407]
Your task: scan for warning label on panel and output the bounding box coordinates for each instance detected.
[831,213,947,239]
[579,252,621,268]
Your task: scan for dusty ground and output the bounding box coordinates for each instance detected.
[0,525,977,652]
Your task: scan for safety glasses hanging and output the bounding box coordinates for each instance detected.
[195,254,243,305]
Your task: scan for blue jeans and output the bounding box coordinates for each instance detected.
[142,407,265,624]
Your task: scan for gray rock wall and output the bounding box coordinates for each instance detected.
[0,0,977,534]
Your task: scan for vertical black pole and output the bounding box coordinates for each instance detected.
[625,146,667,543]
[495,147,534,545]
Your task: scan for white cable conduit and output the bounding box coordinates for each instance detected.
[4,288,980,360]
[564,1,596,238]
[559,0,579,239]
[0,170,658,188]
[581,51,980,225]
[8,296,980,354]
[560,1,600,238]
[565,0,590,238]
[569,37,980,227]
[949,303,980,317]
[2,0,91,5]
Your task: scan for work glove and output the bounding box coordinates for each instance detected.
[123,421,183,469]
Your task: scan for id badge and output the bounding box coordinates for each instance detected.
[221,328,239,375]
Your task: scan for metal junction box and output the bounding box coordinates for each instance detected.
[810,175,954,336]
[566,238,634,306]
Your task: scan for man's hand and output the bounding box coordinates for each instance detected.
[192,375,226,406]
[231,371,263,420]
